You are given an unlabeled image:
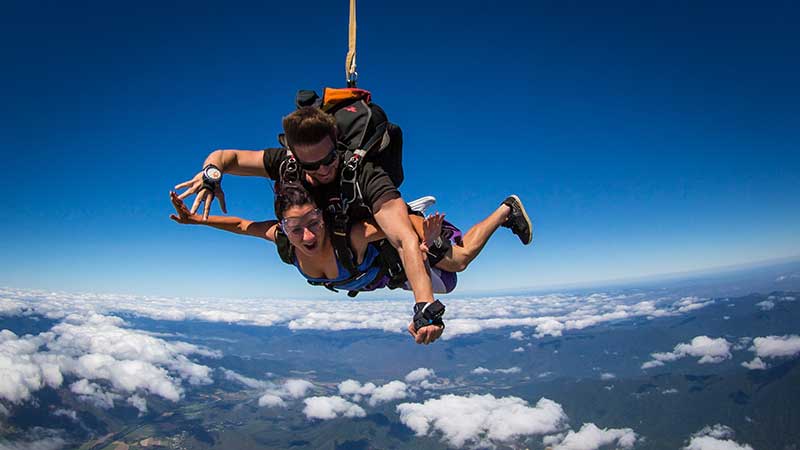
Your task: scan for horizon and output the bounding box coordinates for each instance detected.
[4,254,798,302]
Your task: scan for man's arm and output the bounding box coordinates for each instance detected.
[175,148,277,220]
[202,149,269,177]
[373,198,443,345]
[372,197,435,301]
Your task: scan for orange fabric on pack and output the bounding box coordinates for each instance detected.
[322,87,372,111]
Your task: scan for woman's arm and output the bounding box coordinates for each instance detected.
[169,191,278,242]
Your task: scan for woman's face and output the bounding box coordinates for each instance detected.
[281,204,325,256]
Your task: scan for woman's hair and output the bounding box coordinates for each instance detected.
[273,182,316,220]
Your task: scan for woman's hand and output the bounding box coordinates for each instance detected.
[422,212,445,251]
[169,191,202,224]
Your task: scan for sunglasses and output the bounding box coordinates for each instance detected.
[280,208,324,237]
[296,146,338,171]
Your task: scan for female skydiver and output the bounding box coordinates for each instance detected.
[169,184,530,294]
[169,183,531,341]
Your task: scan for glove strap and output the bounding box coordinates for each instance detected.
[413,300,446,331]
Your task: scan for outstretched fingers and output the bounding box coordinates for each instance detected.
[202,191,213,221]
[216,188,228,214]
[189,189,204,214]
[174,179,194,190]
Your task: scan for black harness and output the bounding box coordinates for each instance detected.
[275,228,406,297]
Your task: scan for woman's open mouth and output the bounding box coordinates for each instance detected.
[303,241,318,251]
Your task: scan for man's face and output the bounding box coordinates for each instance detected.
[293,135,339,186]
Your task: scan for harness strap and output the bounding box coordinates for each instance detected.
[275,228,295,265]
[338,120,389,215]
[327,205,359,275]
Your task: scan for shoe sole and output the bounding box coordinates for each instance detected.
[408,195,437,214]
[509,195,533,245]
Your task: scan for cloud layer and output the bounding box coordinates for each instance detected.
[1,287,715,341]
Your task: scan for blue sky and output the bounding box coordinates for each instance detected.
[2,1,798,298]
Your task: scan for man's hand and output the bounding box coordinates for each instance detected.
[174,171,228,221]
[169,191,203,224]
[407,322,444,345]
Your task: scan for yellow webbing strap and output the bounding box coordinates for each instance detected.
[345,0,357,86]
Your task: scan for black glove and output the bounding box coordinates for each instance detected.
[413,300,446,332]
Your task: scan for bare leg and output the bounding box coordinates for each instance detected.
[434,204,511,273]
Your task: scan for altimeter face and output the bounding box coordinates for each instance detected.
[204,166,222,181]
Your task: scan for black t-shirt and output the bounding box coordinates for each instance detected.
[262,147,400,220]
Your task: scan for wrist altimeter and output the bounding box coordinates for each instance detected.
[413,300,446,331]
[202,164,222,192]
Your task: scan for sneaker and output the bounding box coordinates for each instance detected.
[501,195,533,245]
[407,195,437,214]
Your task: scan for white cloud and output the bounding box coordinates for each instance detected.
[283,379,314,399]
[741,357,767,370]
[368,380,408,406]
[548,423,637,450]
[756,301,774,311]
[662,388,678,395]
[0,431,66,450]
[471,366,520,375]
[684,424,753,450]
[513,347,525,352]
[534,318,566,338]
[509,331,525,340]
[0,287,717,342]
[303,396,366,420]
[221,368,268,390]
[338,379,376,402]
[641,360,664,369]
[127,394,148,415]
[642,336,731,369]
[405,368,435,383]
[732,337,752,351]
[70,379,121,409]
[0,314,215,409]
[418,378,450,390]
[257,393,286,408]
[337,379,407,406]
[600,373,616,380]
[750,335,800,358]
[396,394,567,448]
[52,408,78,421]
[742,335,800,370]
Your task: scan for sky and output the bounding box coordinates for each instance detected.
[1,0,799,298]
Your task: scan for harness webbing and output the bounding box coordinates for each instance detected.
[346,0,357,87]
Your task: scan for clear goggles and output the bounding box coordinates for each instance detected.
[280,208,324,237]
